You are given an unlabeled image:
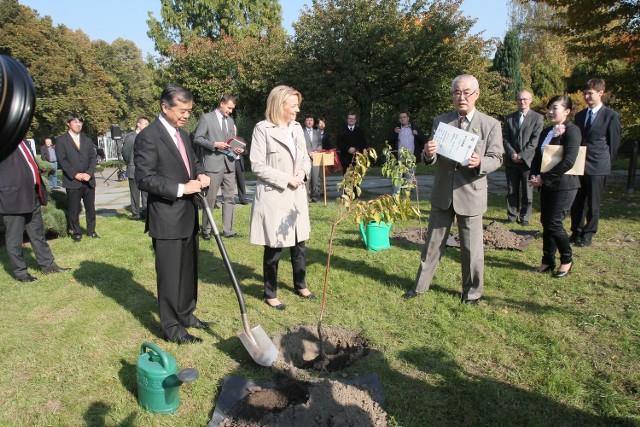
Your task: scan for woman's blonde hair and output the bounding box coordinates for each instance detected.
[265,85,302,125]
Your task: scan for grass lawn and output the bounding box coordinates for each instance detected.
[0,181,638,426]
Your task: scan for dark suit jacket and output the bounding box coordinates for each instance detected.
[530,123,582,191]
[0,144,48,214]
[387,123,427,158]
[575,106,621,175]
[134,118,204,240]
[503,110,544,169]
[320,130,332,150]
[121,131,137,178]
[336,125,367,166]
[54,133,97,189]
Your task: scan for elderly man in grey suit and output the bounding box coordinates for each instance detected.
[302,114,322,202]
[403,74,503,304]
[122,116,150,220]
[194,94,244,239]
[503,89,544,226]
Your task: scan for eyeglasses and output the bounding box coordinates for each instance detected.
[452,90,477,99]
[517,98,532,102]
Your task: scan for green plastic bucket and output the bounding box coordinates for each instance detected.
[359,220,392,251]
[137,342,180,414]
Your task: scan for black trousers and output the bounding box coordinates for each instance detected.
[570,174,606,239]
[66,184,96,235]
[263,241,307,299]
[235,157,247,202]
[540,188,577,266]
[2,197,55,278]
[128,178,147,218]
[152,235,199,340]
[505,165,533,222]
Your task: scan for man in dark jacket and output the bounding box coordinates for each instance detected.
[336,113,367,173]
[0,141,69,282]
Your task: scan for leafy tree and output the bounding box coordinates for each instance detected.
[147,0,284,56]
[287,0,499,147]
[493,29,523,99]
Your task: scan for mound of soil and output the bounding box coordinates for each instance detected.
[392,221,536,250]
[211,326,387,427]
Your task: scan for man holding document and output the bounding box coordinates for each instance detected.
[194,94,244,239]
[403,74,503,304]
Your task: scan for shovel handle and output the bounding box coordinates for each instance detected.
[196,193,249,323]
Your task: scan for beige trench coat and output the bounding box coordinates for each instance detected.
[249,120,311,247]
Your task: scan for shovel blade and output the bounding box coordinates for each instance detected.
[237,324,279,367]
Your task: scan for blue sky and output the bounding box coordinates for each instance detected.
[19,1,509,57]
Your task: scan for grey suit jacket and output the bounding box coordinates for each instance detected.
[121,131,137,177]
[194,111,236,173]
[302,126,322,154]
[425,110,503,216]
[503,110,544,169]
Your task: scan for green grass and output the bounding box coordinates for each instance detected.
[0,184,638,426]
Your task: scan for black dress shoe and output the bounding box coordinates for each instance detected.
[72,234,82,242]
[554,262,573,278]
[16,273,37,282]
[295,289,316,299]
[569,233,580,244]
[170,333,203,344]
[237,200,249,205]
[189,321,211,330]
[202,233,212,241]
[89,232,101,238]
[462,298,480,305]
[403,289,421,299]
[520,220,529,226]
[534,264,555,273]
[576,239,592,247]
[42,266,71,274]
[224,232,240,238]
[264,298,286,310]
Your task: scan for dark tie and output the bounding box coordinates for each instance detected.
[585,109,593,132]
[458,116,468,131]
[175,129,191,176]
[19,141,44,204]
[518,112,524,128]
[349,126,353,131]
[221,116,228,138]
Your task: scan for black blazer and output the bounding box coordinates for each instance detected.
[503,110,544,168]
[134,118,205,240]
[336,125,367,154]
[575,106,621,175]
[54,133,97,189]
[387,123,427,158]
[0,144,48,214]
[530,123,582,191]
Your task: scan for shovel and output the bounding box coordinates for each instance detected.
[196,193,278,367]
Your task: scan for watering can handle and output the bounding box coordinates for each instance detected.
[141,341,170,369]
[359,220,367,246]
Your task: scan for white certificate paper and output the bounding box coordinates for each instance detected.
[433,122,480,165]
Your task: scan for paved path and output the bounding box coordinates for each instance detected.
[93,167,637,212]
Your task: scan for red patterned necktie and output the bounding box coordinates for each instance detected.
[175,129,191,176]
[19,141,44,204]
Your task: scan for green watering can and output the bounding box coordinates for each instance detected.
[359,219,392,252]
[136,341,199,414]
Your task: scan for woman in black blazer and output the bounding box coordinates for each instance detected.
[529,95,581,278]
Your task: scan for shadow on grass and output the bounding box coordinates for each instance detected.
[83,401,137,427]
[393,347,636,426]
[74,261,162,339]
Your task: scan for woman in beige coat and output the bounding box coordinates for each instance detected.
[249,85,314,310]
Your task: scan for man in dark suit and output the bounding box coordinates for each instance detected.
[121,116,150,220]
[503,90,544,226]
[570,78,621,247]
[194,94,243,239]
[302,114,322,201]
[55,113,99,242]
[0,141,70,282]
[336,113,367,173]
[39,138,59,189]
[387,111,427,194]
[135,84,211,344]
[403,74,503,304]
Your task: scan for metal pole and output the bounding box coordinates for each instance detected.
[625,141,638,194]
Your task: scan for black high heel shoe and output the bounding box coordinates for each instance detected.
[534,264,555,273]
[295,289,316,299]
[553,262,573,278]
[263,298,286,310]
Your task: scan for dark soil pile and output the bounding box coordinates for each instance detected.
[392,221,535,250]
[215,326,388,427]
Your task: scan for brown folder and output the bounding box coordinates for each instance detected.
[540,145,586,175]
